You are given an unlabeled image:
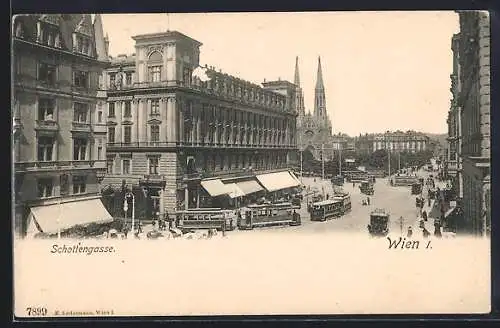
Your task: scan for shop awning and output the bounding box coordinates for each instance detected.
[200,179,229,197]
[225,183,246,199]
[26,198,113,236]
[256,171,301,192]
[288,171,302,186]
[236,180,264,195]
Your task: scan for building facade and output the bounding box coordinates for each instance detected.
[456,11,490,236]
[446,33,462,198]
[12,14,110,236]
[100,31,298,218]
[355,131,430,154]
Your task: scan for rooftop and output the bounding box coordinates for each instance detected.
[132,30,203,47]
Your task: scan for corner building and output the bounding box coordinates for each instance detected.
[12,14,110,236]
[102,31,298,216]
[456,11,490,236]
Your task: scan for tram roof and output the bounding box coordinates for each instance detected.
[312,199,342,206]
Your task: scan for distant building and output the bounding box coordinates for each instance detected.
[454,11,490,236]
[100,30,299,217]
[354,131,430,154]
[12,14,110,236]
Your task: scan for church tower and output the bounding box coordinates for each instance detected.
[294,56,306,121]
[314,56,326,119]
[314,56,332,134]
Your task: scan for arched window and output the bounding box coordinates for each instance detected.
[148,51,163,82]
[149,51,163,62]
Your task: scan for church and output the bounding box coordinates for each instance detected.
[295,57,346,160]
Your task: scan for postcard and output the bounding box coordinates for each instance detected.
[12,11,491,318]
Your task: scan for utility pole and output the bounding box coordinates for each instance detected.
[388,147,391,184]
[299,134,303,182]
[321,143,325,180]
[398,151,401,172]
[339,145,342,176]
[399,216,404,235]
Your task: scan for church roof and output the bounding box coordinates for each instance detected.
[315,56,324,90]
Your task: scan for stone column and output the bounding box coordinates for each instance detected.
[178,100,184,145]
[132,99,138,143]
[196,107,201,144]
[139,99,146,142]
[184,186,189,210]
[159,189,165,216]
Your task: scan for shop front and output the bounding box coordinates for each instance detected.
[256,170,301,201]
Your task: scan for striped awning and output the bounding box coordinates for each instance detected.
[225,183,245,199]
[236,180,263,195]
[200,179,229,197]
[256,171,301,192]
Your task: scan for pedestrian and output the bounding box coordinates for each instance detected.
[422,210,427,221]
[423,227,430,239]
[123,223,130,238]
[407,226,413,238]
[367,197,370,205]
[138,221,143,234]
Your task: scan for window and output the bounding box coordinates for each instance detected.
[38,63,56,85]
[109,73,116,88]
[183,68,191,86]
[37,136,54,161]
[108,127,115,143]
[151,99,160,115]
[37,178,53,198]
[97,146,102,160]
[15,21,24,38]
[149,66,161,82]
[72,175,86,194]
[38,98,55,121]
[150,125,160,142]
[148,157,159,175]
[108,102,115,117]
[73,70,88,88]
[74,34,90,55]
[122,159,131,174]
[97,111,103,123]
[106,158,114,174]
[73,138,87,160]
[123,126,132,143]
[125,72,132,85]
[124,101,131,118]
[74,103,88,122]
[38,23,60,47]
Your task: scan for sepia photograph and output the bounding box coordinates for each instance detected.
[12,11,491,317]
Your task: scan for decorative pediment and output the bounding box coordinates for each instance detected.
[75,16,92,36]
[147,119,162,125]
[122,120,134,125]
[147,46,164,60]
[106,121,118,126]
[39,14,61,26]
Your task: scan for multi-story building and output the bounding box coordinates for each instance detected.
[355,131,430,154]
[456,11,490,236]
[12,14,110,237]
[446,33,462,198]
[100,30,299,218]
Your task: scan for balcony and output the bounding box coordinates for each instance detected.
[71,121,92,133]
[35,120,59,132]
[139,174,167,189]
[15,160,106,173]
[107,141,297,151]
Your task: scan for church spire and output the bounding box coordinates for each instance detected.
[294,56,305,117]
[294,56,300,87]
[315,56,324,90]
[314,56,327,119]
[93,14,108,61]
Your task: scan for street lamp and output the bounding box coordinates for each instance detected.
[123,189,135,236]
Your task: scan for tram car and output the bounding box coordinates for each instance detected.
[332,192,352,214]
[310,199,343,222]
[359,180,374,195]
[237,203,301,230]
[176,208,236,232]
[367,208,390,237]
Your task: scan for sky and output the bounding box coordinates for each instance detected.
[99,12,459,136]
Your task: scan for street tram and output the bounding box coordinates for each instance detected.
[332,192,352,214]
[238,203,301,230]
[310,199,343,222]
[367,208,390,237]
[176,208,237,232]
[359,180,374,195]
